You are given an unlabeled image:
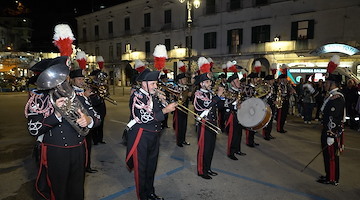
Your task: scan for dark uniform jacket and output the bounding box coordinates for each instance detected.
[25,89,101,146]
[193,88,221,125]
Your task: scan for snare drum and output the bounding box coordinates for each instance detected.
[237,97,272,130]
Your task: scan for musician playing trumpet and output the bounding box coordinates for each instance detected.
[126,68,177,200]
[173,71,191,147]
[193,57,224,180]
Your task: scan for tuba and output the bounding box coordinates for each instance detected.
[36,64,90,136]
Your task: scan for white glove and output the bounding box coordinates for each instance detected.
[327,137,334,146]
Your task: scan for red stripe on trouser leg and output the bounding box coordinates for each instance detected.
[133,150,140,200]
[197,122,206,175]
[277,108,282,131]
[328,145,336,181]
[225,113,234,155]
[262,129,265,137]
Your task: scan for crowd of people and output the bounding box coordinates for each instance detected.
[22,24,349,200]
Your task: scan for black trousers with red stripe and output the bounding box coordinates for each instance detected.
[263,114,274,139]
[44,144,86,200]
[197,124,216,175]
[127,129,160,200]
[225,112,243,156]
[277,100,289,132]
[246,129,256,146]
[321,129,340,182]
[174,109,188,145]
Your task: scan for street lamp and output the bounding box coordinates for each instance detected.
[179,0,201,74]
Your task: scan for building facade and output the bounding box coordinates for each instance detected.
[76,0,360,85]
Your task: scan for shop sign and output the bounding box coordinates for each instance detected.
[289,68,326,73]
[311,44,359,56]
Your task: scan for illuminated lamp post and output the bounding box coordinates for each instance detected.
[179,0,201,73]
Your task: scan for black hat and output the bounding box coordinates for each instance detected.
[248,72,258,79]
[194,73,211,85]
[136,68,160,82]
[278,74,287,79]
[227,73,239,83]
[326,73,342,83]
[30,56,69,73]
[218,73,226,79]
[69,69,84,78]
[90,69,102,76]
[264,75,274,81]
[176,73,187,82]
[160,74,167,80]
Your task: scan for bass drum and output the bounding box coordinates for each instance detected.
[237,97,272,130]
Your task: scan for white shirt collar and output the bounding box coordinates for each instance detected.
[200,88,209,93]
[329,88,339,94]
[230,86,239,92]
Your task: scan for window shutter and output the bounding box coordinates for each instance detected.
[307,20,315,39]
[291,22,298,40]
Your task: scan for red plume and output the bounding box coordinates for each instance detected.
[53,24,75,57]
[327,55,340,73]
[153,44,168,71]
[198,57,211,74]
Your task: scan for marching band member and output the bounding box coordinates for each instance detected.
[244,72,259,147]
[25,57,101,200]
[262,75,276,140]
[317,56,345,186]
[126,68,177,200]
[193,57,224,179]
[217,73,228,132]
[173,67,191,147]
[224,73,247,160]
[276,73,292,133]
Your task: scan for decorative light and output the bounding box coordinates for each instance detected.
[179,0,185,3]
[193,0,201,9]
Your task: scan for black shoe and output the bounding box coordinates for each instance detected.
[318,175,326,180]
[100,141,106,144]
[247,144,255,148]
[86,168,98,173]
[182,141,190,145]
[177,143,183,147]
[198,174,212,179]
[254,143,260,146]
[228,154,238,160]
[269,135,276,139]
[207,170,218,176]
[147,193,164,200]
[264,137,270,141]
[235,152,246,156]
[93,143,98,145]
[279,130,287,133]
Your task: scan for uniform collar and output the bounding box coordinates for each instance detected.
[140,88,149,96]
[230,86,239,92]
[200,88,209,93]
[329,88,339,94]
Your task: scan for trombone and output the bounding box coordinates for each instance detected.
[156,84,222,134]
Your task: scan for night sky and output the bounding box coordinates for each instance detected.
[1,0,130,52]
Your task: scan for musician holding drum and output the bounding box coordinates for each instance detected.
[224,73,247,160]
[262,75,277,140]
[25,57,101,199]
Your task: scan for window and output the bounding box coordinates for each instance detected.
[145,41,150,57]
[227,29,243,53]
[109,45,113,61]
[291,20,314,40]
[108,21,113,34]
[125,17,130,31]
[164,10,171,24]
[165,39,171,51]
[125,43,131,52]
[206,0,216,14]
[116,43,122,58]
[254,0,268,6]
[94,25,99,39]
[82,27,87,41]
[204,32,217,49]
[251,25,270,43]
[229,0,241,10]
[144,13,151,27]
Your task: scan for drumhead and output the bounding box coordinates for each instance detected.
[237,97,267,128]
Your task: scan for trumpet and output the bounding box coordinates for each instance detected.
[155,86,222,134]
[85,77,117,105]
